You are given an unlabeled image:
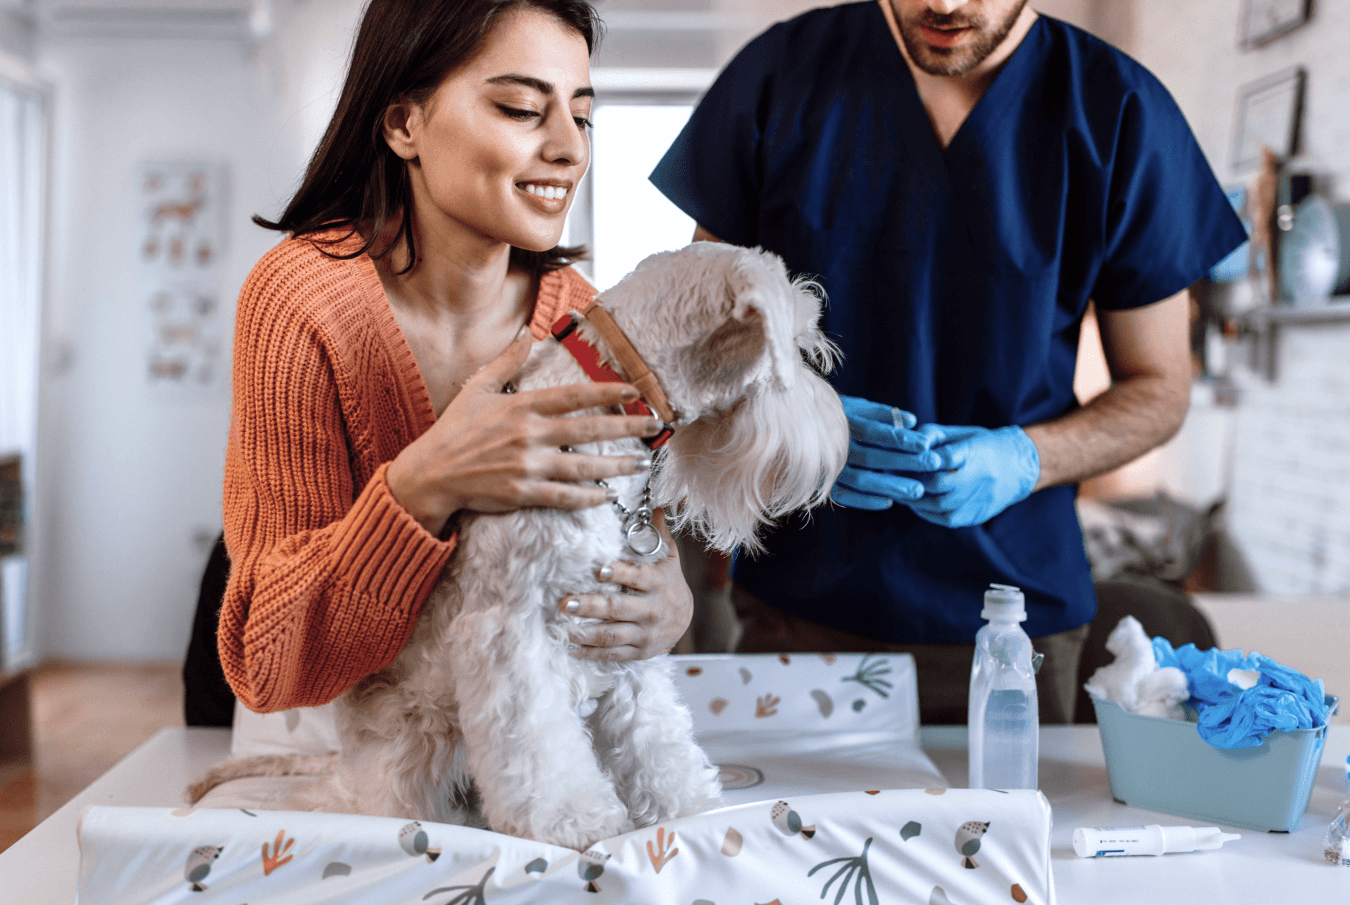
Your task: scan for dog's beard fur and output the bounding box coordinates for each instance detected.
[190,242,849,851]
[656,352,845,554]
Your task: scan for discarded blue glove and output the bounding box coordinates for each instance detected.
[905,423,1041,528]
[830,395,940,510]
[1153,639,1330,749]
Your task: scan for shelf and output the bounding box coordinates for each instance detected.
[1242,301,1350,327]
[1236,299,1350,379]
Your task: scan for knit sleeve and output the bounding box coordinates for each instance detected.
[218,245,455,713]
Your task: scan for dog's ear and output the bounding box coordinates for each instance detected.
[693,251,805,391]
[688,298,769,390]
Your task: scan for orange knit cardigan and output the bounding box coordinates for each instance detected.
[219,232,595,712]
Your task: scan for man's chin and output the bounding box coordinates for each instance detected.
[916,52,977,77]
[906,41,982,77]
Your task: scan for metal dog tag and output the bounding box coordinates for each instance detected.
[625,508,662,557]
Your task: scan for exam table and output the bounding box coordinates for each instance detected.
[0,653,1345,903]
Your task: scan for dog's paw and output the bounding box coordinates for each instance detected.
[529,804,633,851]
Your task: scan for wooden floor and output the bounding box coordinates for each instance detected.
[0,662,183,853]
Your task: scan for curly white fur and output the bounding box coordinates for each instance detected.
[261,243,846,850]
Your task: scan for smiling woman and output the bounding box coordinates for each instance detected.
[204,0,696,717]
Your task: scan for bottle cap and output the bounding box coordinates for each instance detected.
[982,584,1028,622]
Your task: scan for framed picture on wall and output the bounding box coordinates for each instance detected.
[1230,67,1305,172]
[1239,0,1310,50]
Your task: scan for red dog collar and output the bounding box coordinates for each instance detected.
[551,305,675,449]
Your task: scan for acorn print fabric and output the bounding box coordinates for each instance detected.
[76,655,1055,903]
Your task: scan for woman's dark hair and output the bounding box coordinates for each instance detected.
[255,0,601,275]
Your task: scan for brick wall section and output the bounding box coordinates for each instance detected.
[1226,322,1350,592]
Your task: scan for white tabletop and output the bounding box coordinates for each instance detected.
[924,726,1350,903]
[2,725,1347,904]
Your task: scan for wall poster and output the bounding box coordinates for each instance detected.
[137,161,227,396]
[1230,67,1305,173]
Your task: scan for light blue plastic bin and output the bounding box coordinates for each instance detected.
[1091,694,1339,832]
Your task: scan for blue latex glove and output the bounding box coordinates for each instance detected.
[830,395,941,511]
[906,423,1041,528]
[1153,639,1330,749]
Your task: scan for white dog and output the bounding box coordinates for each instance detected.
[195,242,848,851]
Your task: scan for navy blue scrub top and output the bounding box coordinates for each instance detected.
[650,4,1246,643]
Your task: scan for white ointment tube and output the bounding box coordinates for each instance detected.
[1072,825,1240,858]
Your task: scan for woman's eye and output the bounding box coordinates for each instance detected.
[574,116,593,130]
[498,105,539,121]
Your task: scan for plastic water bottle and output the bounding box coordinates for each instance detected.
[968,584,1040,790]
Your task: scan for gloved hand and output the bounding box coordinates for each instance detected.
[830,395,942,510]
[906,423,1040,527]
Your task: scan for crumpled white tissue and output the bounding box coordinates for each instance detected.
[1084,616,1190,720]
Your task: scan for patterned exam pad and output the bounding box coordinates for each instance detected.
[76,653,1056,903]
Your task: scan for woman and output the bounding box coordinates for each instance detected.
[218,0,692,714]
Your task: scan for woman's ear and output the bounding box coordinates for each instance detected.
[382,101,420,161]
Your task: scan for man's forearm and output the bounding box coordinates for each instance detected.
[1024,371,1189,491]
[1025,288,1193,491]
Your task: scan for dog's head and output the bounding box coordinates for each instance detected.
[591,241,848,553]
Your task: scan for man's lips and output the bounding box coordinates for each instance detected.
[920,22,971,48]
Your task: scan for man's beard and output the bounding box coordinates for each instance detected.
[896,0,1029,76]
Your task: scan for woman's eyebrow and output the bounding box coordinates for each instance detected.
[486,74,595,99]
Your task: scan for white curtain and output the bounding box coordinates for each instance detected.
[0,76,44,668]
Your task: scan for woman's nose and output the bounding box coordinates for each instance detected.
[542,108,588,167]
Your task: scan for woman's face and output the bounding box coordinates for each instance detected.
[389,8,593,255]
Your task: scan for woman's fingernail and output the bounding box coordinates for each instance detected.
[597,565,614,581]
[634,457,652,471]
[605,489,619,502]
[645,419,664,436]
[562,598,581,614]
[620,385,640,401]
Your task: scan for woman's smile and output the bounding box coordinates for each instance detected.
[517,181,572,210]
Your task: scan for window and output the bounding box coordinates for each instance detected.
[0,74,46,671]
[565,87,702,290]
[586,103,695,290]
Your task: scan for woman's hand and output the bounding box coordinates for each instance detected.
[387,326,664,536]
[561,508,694,660]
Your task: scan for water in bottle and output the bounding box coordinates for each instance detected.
[968,583,1039,790]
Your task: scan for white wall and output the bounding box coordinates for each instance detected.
[1124,0,1350,192]
[36,38,279,660]
[31,0,364,660]
[0,6,34,63]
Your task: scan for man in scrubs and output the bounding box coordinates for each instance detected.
[650,0,1246,723]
